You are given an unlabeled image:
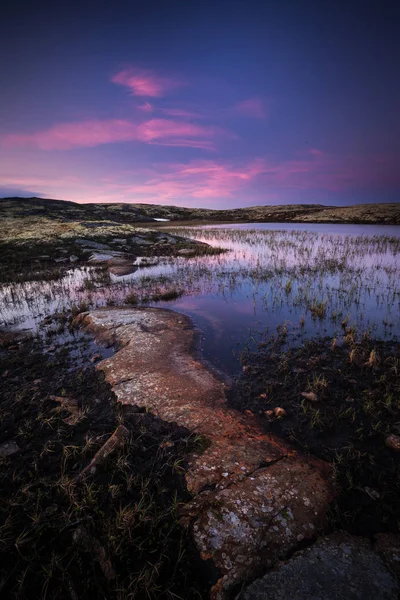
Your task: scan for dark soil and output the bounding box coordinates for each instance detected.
[228,334,400,535]
[0,333,213,599]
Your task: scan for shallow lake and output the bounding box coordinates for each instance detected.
[1,222,399,377]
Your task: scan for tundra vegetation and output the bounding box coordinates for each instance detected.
[0,198,399,598]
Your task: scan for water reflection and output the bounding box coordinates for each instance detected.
[1,223,399,376]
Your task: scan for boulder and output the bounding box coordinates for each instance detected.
[76,308,335,599]
[239,533,400,600]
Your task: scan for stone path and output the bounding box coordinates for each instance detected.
[78,308,334,599]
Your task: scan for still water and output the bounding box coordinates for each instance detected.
[1,223,399,376]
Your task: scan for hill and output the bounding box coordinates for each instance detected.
[0,197,399,235]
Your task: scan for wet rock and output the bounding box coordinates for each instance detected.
[69,254,79,262]
[0,440,20,457]
[385,434,400,452]
[239,533,400,600]
[77,308,334,598]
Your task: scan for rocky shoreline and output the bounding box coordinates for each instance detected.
[74,307,400,599]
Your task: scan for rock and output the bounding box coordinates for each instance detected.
[75,425,129,482]
[69,255,79,262]
[73,526,116,580]
[50,395,81,424]
[158,233,178,244]
[88,251,125,264]
[130,235,153,246]
[239,533,400,600]
[74,238,111,250]
[273,407,287,418]
[177,248,196,256]
[364,486,380,500]
[301,391,318,402]
[0,440,20,457]
[264,410,274,419]
[374,533,400,579]
[54,257,68,263]
[33,378,42,385]
[133,256,159,267]
[76,308,334,598]
[385,434,400,451]
[111,238,127,244]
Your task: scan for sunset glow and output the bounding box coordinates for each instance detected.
[1,1,399,206]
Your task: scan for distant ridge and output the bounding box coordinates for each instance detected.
[1,197,399,225]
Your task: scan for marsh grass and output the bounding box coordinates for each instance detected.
[0,336,212,599]
[1,227,399,349]
[229,333,400,534]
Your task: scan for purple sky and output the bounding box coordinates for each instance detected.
[1,1,399,207]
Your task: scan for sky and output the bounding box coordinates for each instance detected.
[0,0,399,208]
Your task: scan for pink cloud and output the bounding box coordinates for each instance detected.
[138,102,153,112]
[234,97,266,119]
[112,68,185,97]
[2,149,399,206]
[159,108,205,119]
[100,150,400,205]
[3,118,226,151]
[113,159,268,202]
[136,119,223,150]
[4,120,139,150]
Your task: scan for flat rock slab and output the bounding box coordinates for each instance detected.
[239,533,400,600]
[77,308,334,598]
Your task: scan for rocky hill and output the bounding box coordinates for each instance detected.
[1,196,399,225]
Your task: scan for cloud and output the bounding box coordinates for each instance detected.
[2,149,398,208]
[159,108,205,119]
[3,118,227,151]
[112,68,185,97]
[111,158,268,202]
[138,102,153,112]
[98,150,400,205]
[233,97,266,119]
